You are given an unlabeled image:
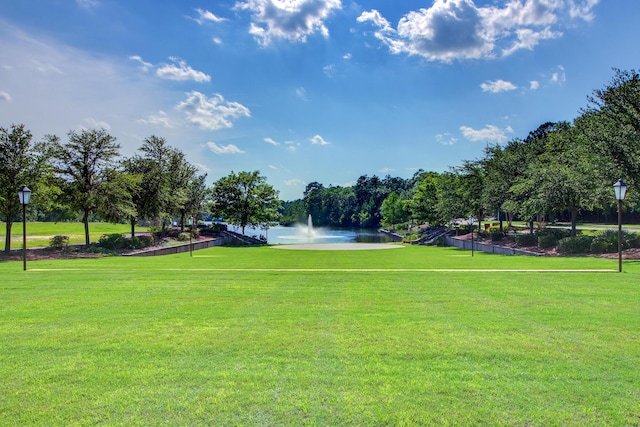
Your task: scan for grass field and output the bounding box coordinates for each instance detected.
[1,245,639,425]
[0,222,147,248]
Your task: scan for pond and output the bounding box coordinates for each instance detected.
[236,224,396,245]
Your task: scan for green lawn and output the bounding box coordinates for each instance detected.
[1,246,639,425]
[1,221,146,248]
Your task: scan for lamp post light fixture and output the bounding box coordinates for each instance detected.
[469,214,475,257]
[18,186,32,271]
[613,179,628,273]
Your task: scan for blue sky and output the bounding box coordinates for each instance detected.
[1,0,639,200]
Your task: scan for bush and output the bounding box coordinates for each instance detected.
[515,233,538,247]
[558,236,593,254]
[590,230,617,254]
[537,228,571,240]
[490,231,505,242]
[177,232,190,242]
[127,235,155,249]
[626,232,640,248]
[537,234,558,249]
[49,235,69,250]
[98,233,126,250]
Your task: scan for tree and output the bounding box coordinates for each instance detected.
[406,171,440,225]
[51,128,123,245]
[0,124,52,253]
[583,68,640,188]
[381,191,408,230]
[210,171,281,234]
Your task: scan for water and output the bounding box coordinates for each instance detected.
[255,225,394,245]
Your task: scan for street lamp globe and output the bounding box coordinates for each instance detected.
[18,186,32,205]
[613,179,627,201]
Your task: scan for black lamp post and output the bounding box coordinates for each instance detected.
[188,216,193,257]
[613,179,628,273]
[18,186,32,271]
[469,214,475,257]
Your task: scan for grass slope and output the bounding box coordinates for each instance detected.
[1,246,639,425]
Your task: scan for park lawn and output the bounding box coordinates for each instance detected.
[0,221,147,248]
[1,246,639,425]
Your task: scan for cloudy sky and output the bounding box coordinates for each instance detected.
[1,0,638,200]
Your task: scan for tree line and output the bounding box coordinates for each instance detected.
[281,69,640,234]
[3,68,639,251]
[0,130,280,253]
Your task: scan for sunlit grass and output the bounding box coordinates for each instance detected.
[1,246,639,425]
[0,221,147,248]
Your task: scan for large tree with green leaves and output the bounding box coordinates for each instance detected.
[0,124,52,253]
[50,128,124,245]
[210,170,281,234]
[583,68,640,188]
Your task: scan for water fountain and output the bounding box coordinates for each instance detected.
[307,214,314,237]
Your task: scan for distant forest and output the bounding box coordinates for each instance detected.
[281,69,640,233]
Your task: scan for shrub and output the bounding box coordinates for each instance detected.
[590,230,617,254]
[177,232,190,242]
[558,235,593,254]
[626,231,640,248]
[490,231,505,242]
[98,233,126,250]
[515,233,538,247]
[49,235,69,250]
[537,228,571,240]
[538,234,558,249]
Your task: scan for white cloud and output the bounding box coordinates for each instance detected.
[130,56,211,83]
[76,0,99,10]
[551,65,566,84]
[157,57,211,82]
[194,8,227,24]
[268,164,278,170]
[129,55,153,72]
[84,117,111,130]
[481,79,517,93]
[296,87,307,100]
[137,111,175,128]
[357,0,597,62]
[234,0,342,45]
[323,64,336,77]
[213,37,223,45]
[264,137,280,146]
[530,80,540,90]
[436,133,457,145]
[285,178,306,187]
[194,162,212,173]
[343,53,352,60]
[310,134,330,145]
[206,141,245,154]
[176,91,251,130]
[0,91,12,102]
[460,124,513,143]
[379,167,394,174]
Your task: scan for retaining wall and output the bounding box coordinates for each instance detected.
[125,238,224,257]
[446,235,542,256]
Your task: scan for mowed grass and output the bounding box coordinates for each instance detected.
[1,246,639,425]
[0,222,147,248]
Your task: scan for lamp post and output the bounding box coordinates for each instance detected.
[469,214,475,257]
[188,216,193,257]
[18,186,32,271]
[613,179,628,273]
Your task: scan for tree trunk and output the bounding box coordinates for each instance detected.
[83,209,90,246]
[570,208,578,237]
[130,216,136,238]
[4,220,12,253]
